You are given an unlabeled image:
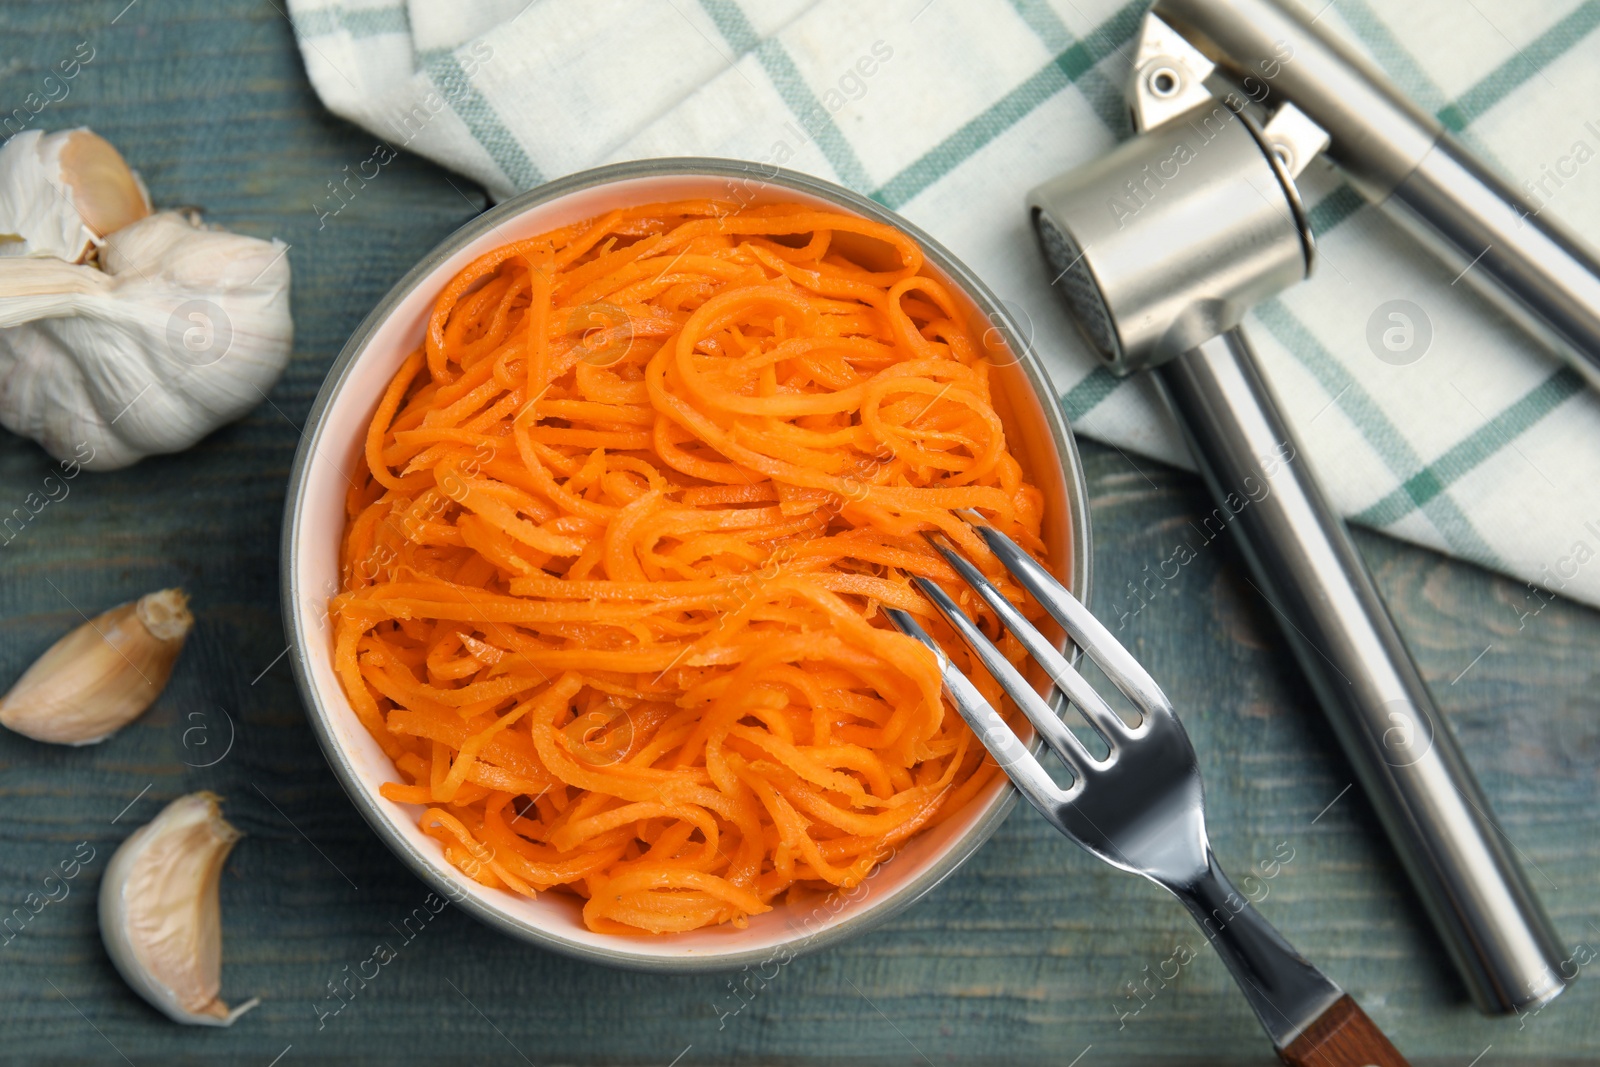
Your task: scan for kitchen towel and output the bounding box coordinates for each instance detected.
[286,0,1600,614]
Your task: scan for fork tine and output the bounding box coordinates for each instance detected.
[922,533,1137,745]
[961,516,1174,720]
[884,607,1078,810]
[908,576,1098,776]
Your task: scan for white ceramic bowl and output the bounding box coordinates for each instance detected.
[282,159,1092,972]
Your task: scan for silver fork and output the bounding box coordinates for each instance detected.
[885,519,1409,1067]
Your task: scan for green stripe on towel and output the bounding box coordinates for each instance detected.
[1355,368,1584,526]
[422,52,544,190]
[698,0,874,191]
[1253,301,1503,565]
[1440,0,1600,132]
[294,4,409,40]
[872,0,1147,210]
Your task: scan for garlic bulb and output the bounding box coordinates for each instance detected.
[100,792,259,1026]
[0,127,292,471]
[0,128,151,262]
[0,588,192,745]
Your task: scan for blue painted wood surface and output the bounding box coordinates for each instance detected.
[0,3,1596,1064]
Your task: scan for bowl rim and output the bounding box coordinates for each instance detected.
[281,157,1093,972]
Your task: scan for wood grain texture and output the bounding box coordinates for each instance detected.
[0,2,1597,1064]
[1279,996,1409,1067]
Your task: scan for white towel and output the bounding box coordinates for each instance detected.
[286,0,1600,612]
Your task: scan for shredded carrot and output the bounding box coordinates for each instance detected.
[333,198,1054,935]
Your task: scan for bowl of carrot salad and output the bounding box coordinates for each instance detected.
[283,159,1091,971]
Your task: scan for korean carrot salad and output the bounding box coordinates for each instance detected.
[332,198,1054,934]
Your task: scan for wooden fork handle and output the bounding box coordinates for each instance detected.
[1278,995,1409,1067]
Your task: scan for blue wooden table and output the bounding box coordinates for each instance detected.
[1,3,1597,1064]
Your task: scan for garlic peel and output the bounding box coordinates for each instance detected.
[0,209,294,470]
[100,792,258,1026]
[0,129,150,262]
[0,588,192,745]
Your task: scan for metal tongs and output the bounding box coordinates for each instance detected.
[887,519,1409,1066]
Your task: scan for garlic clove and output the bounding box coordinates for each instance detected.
[99,792,259,1026]
[0,588,193,745]
[54,129,152,242]
[0,128,151,262]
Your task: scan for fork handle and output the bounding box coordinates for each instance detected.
[1172,851,1410,1064]
[1278,995,1408,1067]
